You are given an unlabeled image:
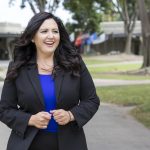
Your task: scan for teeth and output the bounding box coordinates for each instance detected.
[44,42,54,47]
[45,42,54,44]
[46,42,53,44]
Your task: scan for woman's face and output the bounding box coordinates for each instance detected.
[32,18,60,57]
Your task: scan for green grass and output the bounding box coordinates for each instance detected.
[88,63,141,73]
[132,108,150,128]
[96,85,150,128]
[83,59,117,65]
[84,57,150,80]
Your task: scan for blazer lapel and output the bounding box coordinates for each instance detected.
[25,56,65,107]
[26,65,45,107]
[54,70,64,104]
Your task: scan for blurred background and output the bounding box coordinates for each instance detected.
[0,0,150,150]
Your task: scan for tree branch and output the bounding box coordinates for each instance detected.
[28,0,37,14]
[111,0,124,20]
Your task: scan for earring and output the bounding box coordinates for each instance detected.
[31,39,34,43]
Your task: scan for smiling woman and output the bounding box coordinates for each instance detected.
[0,12,100,150]
[33,19,60,61]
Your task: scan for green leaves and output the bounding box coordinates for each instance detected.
[63,0,108,33]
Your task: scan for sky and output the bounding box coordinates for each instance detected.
[0,0,72,27]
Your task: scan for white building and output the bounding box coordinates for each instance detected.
[0,22,24,59]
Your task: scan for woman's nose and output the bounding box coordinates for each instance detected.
[47,32,54,39]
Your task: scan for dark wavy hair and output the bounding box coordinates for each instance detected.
[6,12,81,80]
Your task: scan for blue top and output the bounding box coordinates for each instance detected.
[39,74,58,132]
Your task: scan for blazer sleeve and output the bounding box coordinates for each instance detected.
[0,62,31,139]
[70,59,100,128]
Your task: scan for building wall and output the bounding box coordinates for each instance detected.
[0,22,23,60]
[91,37,141,55]
[0,38,8,59]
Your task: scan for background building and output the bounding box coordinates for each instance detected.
[92,21,142,55]
[0,22,24,59]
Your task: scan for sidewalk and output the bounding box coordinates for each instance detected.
[93,79,150,87]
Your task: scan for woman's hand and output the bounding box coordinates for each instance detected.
[28,111,51,129]
[50,109,71,125]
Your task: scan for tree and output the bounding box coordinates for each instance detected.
[63,0,109,34]
[9,0,61,14]
[111,0,137,54]
[138,0,150,67]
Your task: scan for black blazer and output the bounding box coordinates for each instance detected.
[0,59,100,150]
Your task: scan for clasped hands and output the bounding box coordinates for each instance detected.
[29,109,72,129]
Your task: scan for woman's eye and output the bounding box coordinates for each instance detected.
[41,30,47,33]
[53,30,59,33]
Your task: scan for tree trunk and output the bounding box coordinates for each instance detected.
[123,0,136,54]
[138,0,150,68]
[6,38,13,61]
[142,36,150,67]
[124,32,132,54]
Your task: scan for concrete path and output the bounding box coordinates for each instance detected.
[85,103,150,150]
[0,122,11,150]
[94,79,150,87]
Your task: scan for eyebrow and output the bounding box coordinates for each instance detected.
[39,28,59,31]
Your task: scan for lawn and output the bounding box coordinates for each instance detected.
[96,85,150,128]
[83,58,118,65]
[88,63,141,72]
[83,55,150,80]
[82,55,150,128]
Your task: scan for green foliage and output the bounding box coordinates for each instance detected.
[109,0,138,22]
[63,0,109,33]
[145,0,150,10]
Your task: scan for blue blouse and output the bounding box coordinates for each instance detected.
[39,74,58,132]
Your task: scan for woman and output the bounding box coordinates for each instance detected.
[0,12,100,150]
